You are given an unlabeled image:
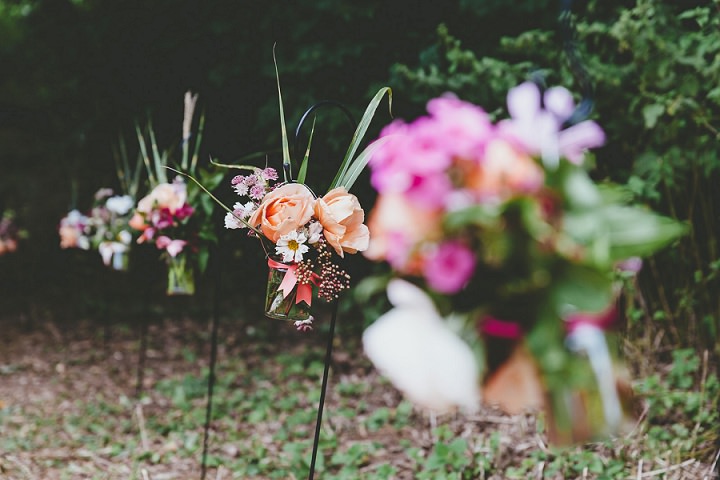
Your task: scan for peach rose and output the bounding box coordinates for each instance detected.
[315,187,369,257]
[248,183,315,244]
[364,193,441,274]
[137,182,187,214]
[468,139,544,200]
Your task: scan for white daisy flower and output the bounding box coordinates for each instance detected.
[275,230,309,263]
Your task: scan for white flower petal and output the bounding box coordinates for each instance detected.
[363,279,480,414]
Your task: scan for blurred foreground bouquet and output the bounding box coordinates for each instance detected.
[129,92,223,295]
[0,209,25,255]
[185,59,390,329]
[361,82,687,443]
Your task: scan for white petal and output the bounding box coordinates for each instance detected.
[507,82,541,120]
[363,279,480,414]
[543,86,575,121]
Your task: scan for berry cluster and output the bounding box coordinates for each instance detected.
[294,239,350,302]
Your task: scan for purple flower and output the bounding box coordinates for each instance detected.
[249,183,266,201]
[499,82,605,166]
[422,241,476,294]
[261,167,279,181]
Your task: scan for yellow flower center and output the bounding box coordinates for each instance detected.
[287,239,299,251]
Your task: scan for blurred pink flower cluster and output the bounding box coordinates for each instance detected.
[129,179,195,258]
[365,82,605,294]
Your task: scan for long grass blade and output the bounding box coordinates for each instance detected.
[136,124,156,187]
[337,136,393,191]
[330,87,392,191]
[297,117,316,185]
[190,112,205,175]
[209,158,261,172]
[148,124,167,184]
[273,45,292,182]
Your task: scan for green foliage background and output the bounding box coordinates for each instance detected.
[0,0,718,356]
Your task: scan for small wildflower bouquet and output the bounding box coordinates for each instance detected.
[186,58,390,330]
[129,92,224,295]
[59,188,137,271]
[223,166,370,329]
[59,136,142,270]
[361,81,687,443]
[0,209,25,256]
[86,188,136,270]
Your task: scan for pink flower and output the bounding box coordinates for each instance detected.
[422,241,475,294]
[174,203,194,221]
[369,96,493,209]
[156,236,187,257]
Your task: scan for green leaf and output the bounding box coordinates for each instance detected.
[148,124,168,184]
[562,165,602,209]
[330,87,392,191]
[642,103,665,129]
[296,116,316,185]
[135,124,156,186]
[336,135,393,192]
[190,112,205,174]
[549,264,614,315]
[273,45,292,182]
[564,204,688,266]
[604,206,688,260]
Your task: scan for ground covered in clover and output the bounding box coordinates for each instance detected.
[0,299,717,479]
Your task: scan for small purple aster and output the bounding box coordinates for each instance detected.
[261,167,279,181]
[249,183,266,200]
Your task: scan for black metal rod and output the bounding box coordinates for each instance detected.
[135,320,148,398]
[201,242,223,480]
[293,100,356,158]
[308,300,339,480]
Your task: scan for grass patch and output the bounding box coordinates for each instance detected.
[0,315,717,479]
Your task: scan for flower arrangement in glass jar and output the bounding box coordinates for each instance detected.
[223,167,370,328]
[182,59,391,329]
[360,81,687,443]
[129,92,224,295]
[0,209,25,256]
[59,188,136,271]
[87,188,135,271]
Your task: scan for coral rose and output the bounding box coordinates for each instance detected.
[468,139,544,201]
[248,183,315,244]
[315,187,369,257]
[137,182,187,215]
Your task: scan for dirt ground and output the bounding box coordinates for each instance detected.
[0,307,716,479]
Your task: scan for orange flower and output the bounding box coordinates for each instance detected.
[137,182,187,215]
[248,183,315,244]
[315,187,369,257]
[128,212,147,231]
[468,139,544,200]
[364,193,441,274]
